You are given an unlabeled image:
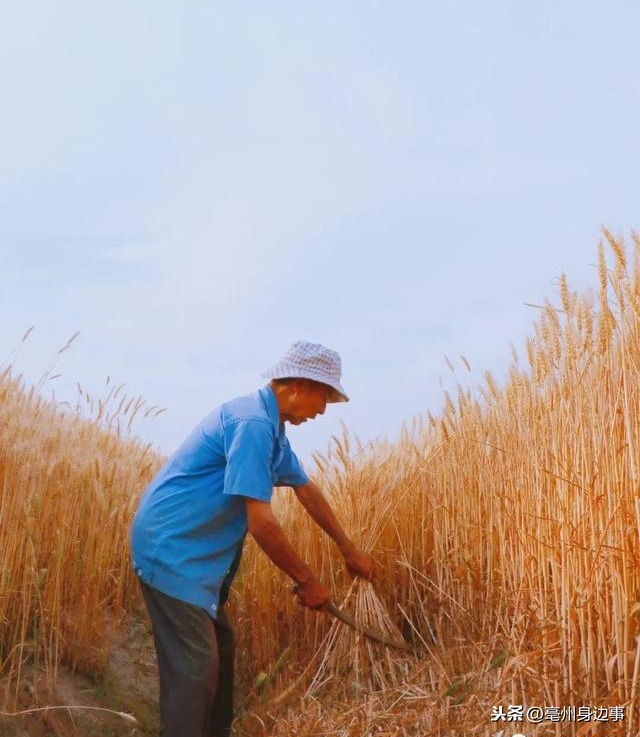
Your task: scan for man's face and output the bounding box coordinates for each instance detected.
[285,380,331,425]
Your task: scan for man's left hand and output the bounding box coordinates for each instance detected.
[343,546,379,582]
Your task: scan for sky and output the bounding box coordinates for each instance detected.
[2,1,639,471]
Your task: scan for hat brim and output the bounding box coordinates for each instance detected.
[261,366,349,403]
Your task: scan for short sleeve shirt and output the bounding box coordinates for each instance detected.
[129,384,310,617]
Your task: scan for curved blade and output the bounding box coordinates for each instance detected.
[326,602,415,654]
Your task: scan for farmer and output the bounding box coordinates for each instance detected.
[130,340,377,737]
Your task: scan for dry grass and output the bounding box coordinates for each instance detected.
[2,227,640,735]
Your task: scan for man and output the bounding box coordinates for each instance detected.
[130,341,377,737]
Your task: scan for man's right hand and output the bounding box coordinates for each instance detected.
[292,577,332,611]
[243,498,332,611]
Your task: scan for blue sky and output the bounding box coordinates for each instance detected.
[2,1,639,469]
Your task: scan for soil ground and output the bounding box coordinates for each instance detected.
[0,615,160,737]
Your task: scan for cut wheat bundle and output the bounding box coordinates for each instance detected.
[304,579,413,697]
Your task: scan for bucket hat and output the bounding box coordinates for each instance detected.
[261,341,349,403]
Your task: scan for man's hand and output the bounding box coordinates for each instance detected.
[343,546,379,582]
[292,483,381,584]
[244,498,332,611]
[291,577,332,611]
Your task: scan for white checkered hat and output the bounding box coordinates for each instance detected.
[261,341,349,403]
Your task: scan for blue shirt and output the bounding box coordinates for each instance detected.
[130,384,310,618]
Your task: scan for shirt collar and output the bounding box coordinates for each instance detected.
[258,383,282,434]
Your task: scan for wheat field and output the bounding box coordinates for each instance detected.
[2,228,640,736]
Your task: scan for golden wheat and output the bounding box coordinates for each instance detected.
[3,228,640,736]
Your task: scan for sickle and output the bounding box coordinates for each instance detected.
[290,586,414,654]
[325,602,415,654]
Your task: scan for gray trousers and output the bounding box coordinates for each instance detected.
[138,579,235,737]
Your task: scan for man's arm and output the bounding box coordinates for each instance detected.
[292,479,378,580]
[244,497,331,609]
[292,479,354,554]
